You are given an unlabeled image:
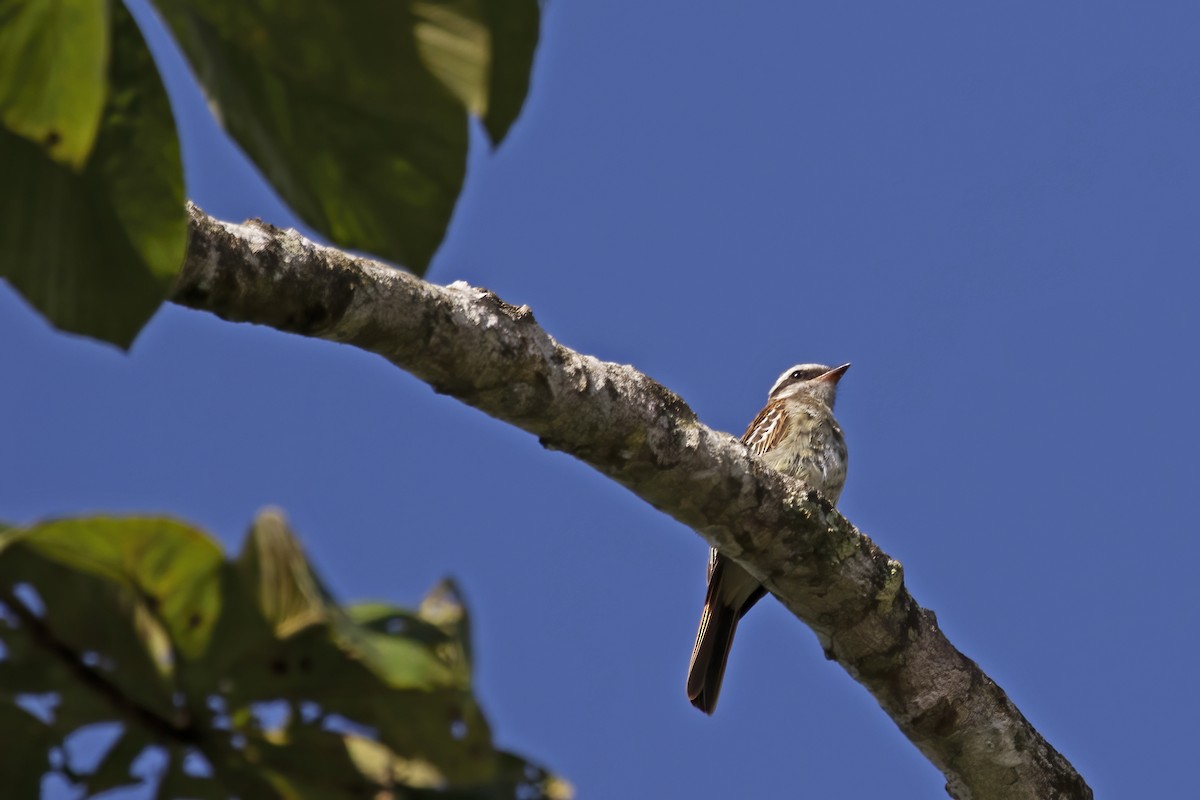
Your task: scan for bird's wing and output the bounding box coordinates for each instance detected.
[741,400,788,455]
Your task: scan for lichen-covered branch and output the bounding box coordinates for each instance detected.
[171,204,1092,800]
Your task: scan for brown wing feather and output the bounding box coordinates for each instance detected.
[740,399,788,455]
[689,398,793,712]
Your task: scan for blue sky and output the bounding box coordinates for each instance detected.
[4,1,1199,797]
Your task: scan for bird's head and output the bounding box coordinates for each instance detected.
[767,362,850,407]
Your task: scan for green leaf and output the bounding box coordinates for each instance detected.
[236,507,337,636]
[429,751,576,800]
[345,602,465,689]
[7,517,225,662]
[0,1,186,347]
[210,610,497,783]
[153,0,463,273]
[242,727,382,799]
[83,725,152,796]
[411,0,539,144]
[418,577,474,670]
[0,0,109,168]
[151,0,538,272]
[0,521,211,723]
[230,513,495,780]
[413,0,489,117]
[0,608,122,730]
[343,579,474,691]
[0,703,56,799]
[0,512,570,797]
[154,747,234,800]
[480,0,540,143]
[178,561,277,697]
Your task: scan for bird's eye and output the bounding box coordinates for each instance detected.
[791,371,803,379]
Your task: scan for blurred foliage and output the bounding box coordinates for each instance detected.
[0,510,570,799]
[0,0,539,346]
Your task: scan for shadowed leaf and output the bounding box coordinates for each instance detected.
[151,0,538,272]
[83,725,152,796]
[0,703,54,798]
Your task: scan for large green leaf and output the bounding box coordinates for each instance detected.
[0,525,186,723]
[0,0,109,168]
[0,510,570,799]
[6,517,226,661]
[0,0,186,347]
[151,0,539,272]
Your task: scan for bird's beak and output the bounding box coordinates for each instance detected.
[817,363,851,383]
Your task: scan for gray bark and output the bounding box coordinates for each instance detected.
[172,204,1092,800]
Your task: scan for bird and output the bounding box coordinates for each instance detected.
[687,362,850,714]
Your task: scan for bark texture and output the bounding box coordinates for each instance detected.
[171,205,1092,800]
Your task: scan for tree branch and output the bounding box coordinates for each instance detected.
[171,204,1092,800]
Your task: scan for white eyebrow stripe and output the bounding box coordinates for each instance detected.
[768,363,830,397]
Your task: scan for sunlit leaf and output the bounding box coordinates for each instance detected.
[346,602,465,689]
[0,0,109,168]
[237,507,336,637]
[414,0,489,116]
[0,545,180,722]
[412,0,539,144]
[8,517,225,660]
[0,1,186,347]
[244,726,383,798]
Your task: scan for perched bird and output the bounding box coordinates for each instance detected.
[687,362,850,714]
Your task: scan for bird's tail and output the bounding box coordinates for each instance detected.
[686,596,739,714]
